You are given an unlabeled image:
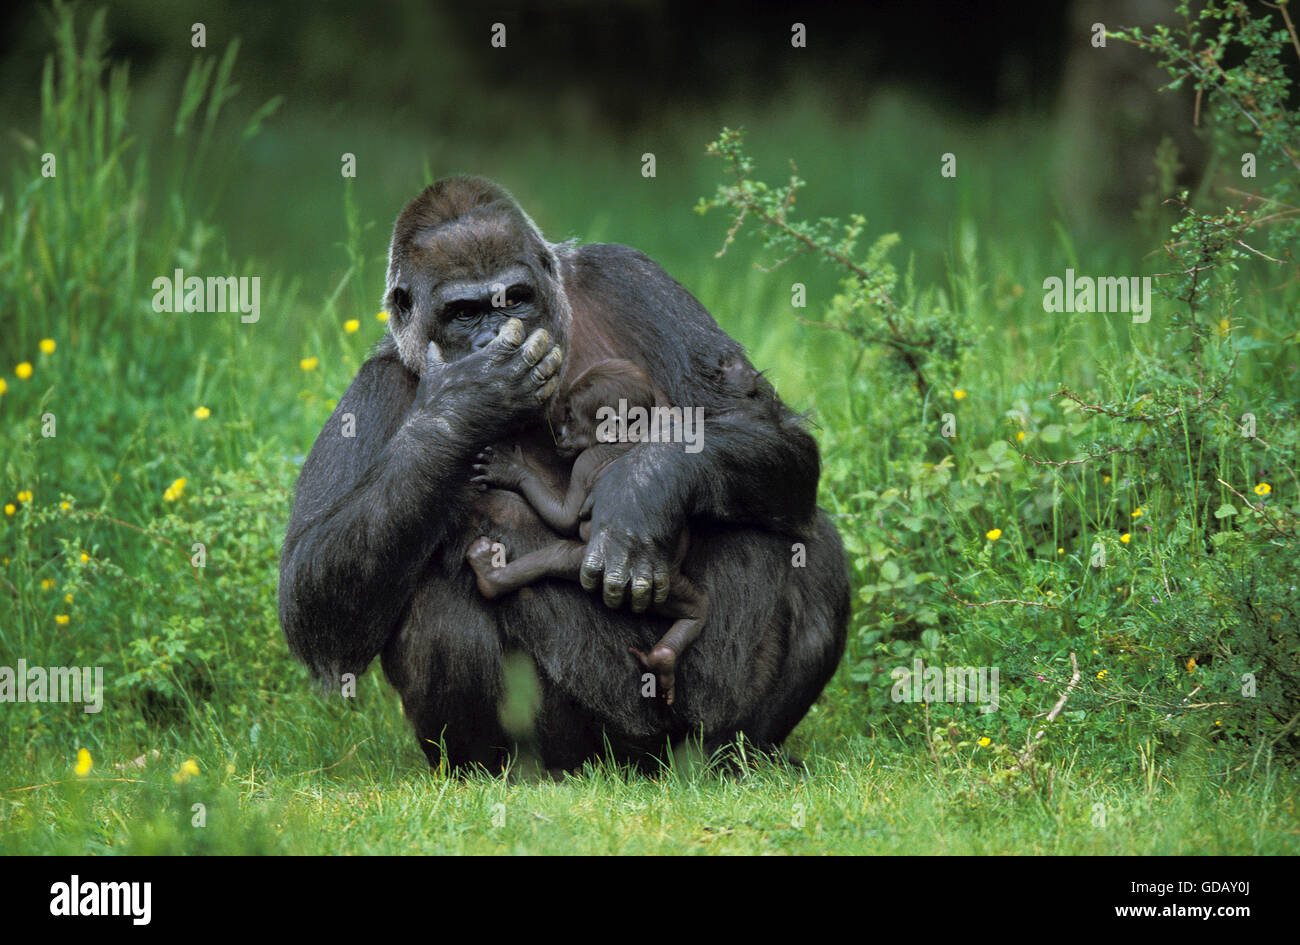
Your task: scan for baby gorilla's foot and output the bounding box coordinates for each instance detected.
[466,536,507,599]
[630,644,680,705]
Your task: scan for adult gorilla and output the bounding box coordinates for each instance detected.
[279,176,849,770]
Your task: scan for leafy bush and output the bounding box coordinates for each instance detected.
[699,0,1300,766]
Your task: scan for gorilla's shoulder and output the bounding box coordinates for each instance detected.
[343,336,417,405]
[564,243,701,310]
[566,243,671,283]
[569,242,654,264]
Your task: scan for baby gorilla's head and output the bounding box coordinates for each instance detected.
[556,358,656,457]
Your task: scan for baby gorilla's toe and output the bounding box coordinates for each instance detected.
[630,645,679,705]
[466,537,505,599]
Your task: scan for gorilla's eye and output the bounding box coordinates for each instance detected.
[506,285,534,307]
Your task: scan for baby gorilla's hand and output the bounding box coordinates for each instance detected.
[471,444,527,492]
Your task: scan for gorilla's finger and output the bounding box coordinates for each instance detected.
[535,376,560,404]
[486,318,526,361]
[600,540,631,608]
[426,340,445,369]
[516,328,552,368]
[530,346,563,385]
[652,562,671,605]
[628,571,653,614]
[603,568,629,609]
[580,537,607,593]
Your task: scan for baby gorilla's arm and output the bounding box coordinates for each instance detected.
[471,444,594,536]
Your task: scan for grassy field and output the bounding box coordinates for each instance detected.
[1,4,1298,855]
[6,731,1296,855]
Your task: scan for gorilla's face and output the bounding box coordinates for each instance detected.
[384,191,567,376]
[555,399,596,458]
[393,262,541,365]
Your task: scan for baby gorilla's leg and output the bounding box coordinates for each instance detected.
[466,537,587,600]
[630,575,709,706]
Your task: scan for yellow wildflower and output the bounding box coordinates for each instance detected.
[1102,475,1111,485]
[162,477,187,502]
[16,490,32,503]
[1120,533,1131,544]
[173,758,200,783]
[60,501,71,511]
[977,736,991,747]
[40,578,55,591]
[300,356,319,372]
[376,311,389,322]
[79,552,89,563]
[39,338,56,355]
[74,748,92,776]
[193,406,211,420]
[0,378,7,395]
[1254,482,1271,496]
[15,362,32,380]
[3,504,13,516]
[1186,657,1197,673]
[1016,431,1026,442]
[1131,507,1145,519]
[55,614,69,626]
[1097,669,1109,680]
[986,528,1002,541]
[953,389,967,401]
[344,319,360,334]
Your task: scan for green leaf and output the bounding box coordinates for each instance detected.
[1213,502,1237,519]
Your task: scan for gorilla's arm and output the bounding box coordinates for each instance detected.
[565,245,821,610]
[279,325,560,681]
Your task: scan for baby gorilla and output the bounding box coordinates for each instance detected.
[466,358,706,705]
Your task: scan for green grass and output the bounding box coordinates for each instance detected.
[4,729,1295,855]
[2,3,1298,855]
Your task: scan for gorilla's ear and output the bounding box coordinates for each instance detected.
[385,282,412,323]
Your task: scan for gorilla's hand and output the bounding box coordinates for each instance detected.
[579,455,680,613]
[414,318,563,438]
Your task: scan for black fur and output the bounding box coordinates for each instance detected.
[278,176,850,771]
